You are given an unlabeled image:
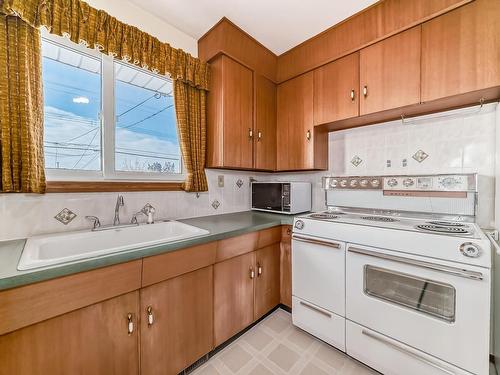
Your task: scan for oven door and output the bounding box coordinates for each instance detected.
[346,244,490,375]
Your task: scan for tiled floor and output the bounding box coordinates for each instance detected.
[192,309,378,375]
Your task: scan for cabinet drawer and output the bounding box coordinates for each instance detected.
[0,260,142,335]
[142,242,216,287]
[216,231,259,262]
[292,296,345,352]
[346,321,472,375]
[257,226,282,249]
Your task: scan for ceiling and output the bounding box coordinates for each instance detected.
[129,0,379,55]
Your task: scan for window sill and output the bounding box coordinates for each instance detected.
[46,181,184,193]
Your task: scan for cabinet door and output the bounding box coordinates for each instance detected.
[314,52,360,125]
[280,226,292,308]
[214,252,255,346]
[255,243,281,319]
[277,72,314,170]
[140,266,213,375]
[360,26,421,115]
[0,291,140,375]
[421,0,500,102]
[254,75,277,171]
[223,56,254,169]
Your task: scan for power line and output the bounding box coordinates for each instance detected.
[118,104,173,130]
[71,129,99,169]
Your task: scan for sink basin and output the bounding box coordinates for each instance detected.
[18,221,209,270]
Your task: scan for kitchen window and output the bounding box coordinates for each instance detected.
[41,32,183,182]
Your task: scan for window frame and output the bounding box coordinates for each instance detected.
[42,30,185,183]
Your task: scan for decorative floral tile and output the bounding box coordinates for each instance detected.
[211,200,220,210]
[236,179,244,188]
[412,149,429,163]
[54,208,77,225]
[350,155,363,167]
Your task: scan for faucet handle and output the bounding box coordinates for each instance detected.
[85,216,101,230]
[141,204,156,224]
[130,211,145,225]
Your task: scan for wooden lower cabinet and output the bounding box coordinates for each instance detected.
[140,266,214,375]
[254,243,281,319]
[0,291,140,375]
[280,225,292,308]
[214,251,256,346]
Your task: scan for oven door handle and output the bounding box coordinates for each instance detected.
[292,234,341,249]
[362,329,455,375]
[348,247,483,281]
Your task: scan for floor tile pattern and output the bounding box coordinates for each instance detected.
[192,309,378,375]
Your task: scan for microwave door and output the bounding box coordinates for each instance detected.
[252,184,283,211]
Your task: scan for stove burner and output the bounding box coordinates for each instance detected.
[416,224,471,235]
[361,216,398,222]
[428,221,466,227]
[309,213,339,220]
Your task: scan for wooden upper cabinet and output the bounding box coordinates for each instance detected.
[277,72,327,171]
[254,75,277,170]
[140,267,213,375]
[313,52,360,125]
[0,291,140,375]
[254,243,280,320]
[214,251,255,346]
[207,55,253,169]
[359,26,421,115]
[421,0,500,102]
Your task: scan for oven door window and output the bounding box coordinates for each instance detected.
[364,265,456,322]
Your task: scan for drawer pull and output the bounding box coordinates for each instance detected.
[348,246,483,280]
[147,306,154,327]
[127,313,134,335]
[292,234,341,249]
[362,329,455,375]
[299,301,332,318]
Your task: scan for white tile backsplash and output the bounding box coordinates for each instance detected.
[0,103,497,240]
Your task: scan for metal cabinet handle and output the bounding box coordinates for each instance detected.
[306,130,311,141]
[363,85,368,97]
[362,330,455,375]
[127,313,134,335]
[286,227,292,235]
[250,267,255,279]
[292,234,341,249]
[147,306,154,327]
[257,263,262,276]
[350,89,355,101]
[248,128,253,139]
[299,301,332,318]
[257,130,262,141]
[348,246,483,280]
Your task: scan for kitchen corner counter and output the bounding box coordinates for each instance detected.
[0,211,298,291]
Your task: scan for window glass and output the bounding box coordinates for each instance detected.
[114,61,181,174]
[42,39,102,171]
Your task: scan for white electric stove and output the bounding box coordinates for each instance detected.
[292,174,491,375]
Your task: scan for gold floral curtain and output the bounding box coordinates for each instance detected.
[0,0,210,193]
[0,16,45,193]
[174,81,208,192]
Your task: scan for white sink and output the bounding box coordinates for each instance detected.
[18,221,209,270]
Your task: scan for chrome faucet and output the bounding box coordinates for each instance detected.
[113,195,124,226]
[131,203,156,225]
[85,215,101,230]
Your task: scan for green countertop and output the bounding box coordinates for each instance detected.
[0,211,298,291]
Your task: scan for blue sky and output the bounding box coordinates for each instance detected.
[42,52,180,173]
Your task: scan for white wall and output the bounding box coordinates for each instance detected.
[85,0,198,56]
[0,104,496,241]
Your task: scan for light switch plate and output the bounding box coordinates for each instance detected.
[218,175,224,187]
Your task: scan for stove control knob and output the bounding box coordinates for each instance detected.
[340,179,348,187]
[294,220,304,230]
[459,242,481,258]
[329,179,338,188]
[403,178,415,188]
[371,179,380,188]
[387,178,398,187]
[360,179,369,187]
[350,179,358,188]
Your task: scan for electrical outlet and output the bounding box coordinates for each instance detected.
[218,175,224,187]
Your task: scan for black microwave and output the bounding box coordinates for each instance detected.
[251,182,311,214]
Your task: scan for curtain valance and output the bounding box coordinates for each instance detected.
[0,0,210,90]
